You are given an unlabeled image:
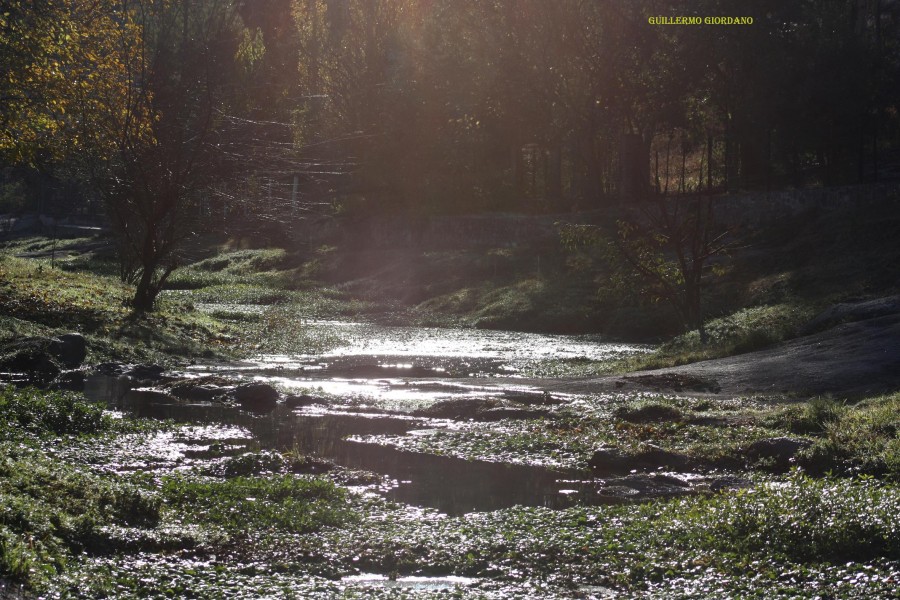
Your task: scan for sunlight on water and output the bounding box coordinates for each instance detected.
[341,573,479,590]
[316,323,650,361]
[184,322,644,408]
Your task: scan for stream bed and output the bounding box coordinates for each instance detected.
[83,322,665,515]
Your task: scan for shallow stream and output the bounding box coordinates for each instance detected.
[85,323,655,515]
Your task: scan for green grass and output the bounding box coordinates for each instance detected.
[0,387,160,440]
[603,302,819,373]
[0,250,238,364]
[0,387,351,592]
[332,471,899,596]
[162,474,349,534]
[0,386,111,436]
[0,389,163,588]
[352,394,792,469]
[1,384,898,598]
[795,393,900,479]
[353,392,900,479]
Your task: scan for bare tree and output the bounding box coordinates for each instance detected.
[562,196,734,343]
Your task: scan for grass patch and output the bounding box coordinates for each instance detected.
[354,394,802,470]
[162,474,349,534]
[594,302,818,373]
[0,250,238,364]
[0,387,111,436]
[0,446,161,588]
[795,392,900,479]
[0,387,159,440]
[335,472,899,596]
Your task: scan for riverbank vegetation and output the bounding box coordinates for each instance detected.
[2,185,899,369]
[1,387,898,598]
[2,1,900,596]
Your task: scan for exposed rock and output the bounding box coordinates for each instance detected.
[169,384,226,402]
[122,388,179,406]
[284,394,324,408]
[0,338,61,381]
[48,333,86,367]
[741,436,813,472]
[802,295,900,335]
[51,370,86,392]
[596,473,698,501]
[620,373,721,393]
[232,382,279,413]
[588,445,632,473]
[92,362,129,376]
[589,443,696,474]
[412,397,549,421]
[501,390,565,406]
[413,398,504,420]
[122,364,166,382]
[615,403,683,424]
[633,444,695,471]
[0,334,86,378]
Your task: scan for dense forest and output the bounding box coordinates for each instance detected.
[3,4,900,597]
[4,0,899,211]
[2,1,899,307]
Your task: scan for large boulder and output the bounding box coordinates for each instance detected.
[284,394,324,408]
[587,445,632,473]
[169,384,224,402]
[51,370,86,392]
[413,398,503,420]
[122,364,166,383]
[0,338,61,382]
[165,375,237,403]
[232,382,279,413]
[92,362,130,376]
[49,333,86,367]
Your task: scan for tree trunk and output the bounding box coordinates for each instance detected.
[132,266,158,312]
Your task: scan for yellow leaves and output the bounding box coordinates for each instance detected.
[1,0,148,163]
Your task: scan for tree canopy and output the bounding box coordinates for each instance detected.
[2,0,898,310]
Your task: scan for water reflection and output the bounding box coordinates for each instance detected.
[80,324,657,515]
[85,374,600,515]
